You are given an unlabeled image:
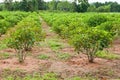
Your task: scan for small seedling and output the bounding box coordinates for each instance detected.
[37,54,49,60]
[96,50,120,60]
[0,52,11,60]
[57,53,71,60]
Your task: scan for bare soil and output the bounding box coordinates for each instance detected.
[0,18,120,80]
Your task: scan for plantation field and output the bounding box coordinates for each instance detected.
[0,11,120,80]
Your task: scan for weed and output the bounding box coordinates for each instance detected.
[37,54,49,60]
[0,52,11,60]
[42,73,58,80]
[2,68,26,80]
[57,53,71,60]
[35,41,47,47]
[0,41,7,50]
[69,77,81,80]
[67,76,98,80]
[96,50,120,60]
[3,72,58,80]
[47,39,64,51]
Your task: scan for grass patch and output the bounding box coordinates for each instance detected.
[0,52,11,60]
[69,77,81,80]
[36,38,65,51]
[37,54,49,60]
[47,39,64,51]
[57,53,71,60]
[35,41,47,47]
[3,71,58,80]
[66,76,98,80]
[96,50,120,60]
[1,68,26,79]
[0,41,7,50]
[0,38,9,50]
[42,73,58,80]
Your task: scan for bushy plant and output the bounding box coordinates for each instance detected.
[0,11,29,35]
[0,20,9,35]
[7,13,44,63]
[7,28,36,63]
[87,15,108,27]
[0,14,4,19]
[96,21,120,36]
[70,28,113,63]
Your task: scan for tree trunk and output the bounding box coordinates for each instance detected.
[88,52,94,63]
[18,50,24,63]
[89,57,94,63]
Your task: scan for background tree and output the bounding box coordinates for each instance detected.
[96,5,110,12]
[91,1,120,12]
[48,0,58,11]
[12,1,20,11]
[92,2,104,8]
[71,1,78,12]
[110,2,120,12]
[19,0,28,11]
[38,0,47,10]
[4,0,13,11]
[1,0,120,12]
[87,5,96,12]
[75,0,89,12]
[0,3,4,11]
[32,0,38,11]
[57,1,75,12]
[19,0,39,11]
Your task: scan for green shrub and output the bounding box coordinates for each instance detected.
[70,28,113,63]
[96,50,120,60]
[0,52,11,60]
[0,20,9,35]
[0,11,29,35]
[97,21,120,36]
[7,27,36,63]
[0,14,4,19]
[87,15,108,27]
[7,13,44,63]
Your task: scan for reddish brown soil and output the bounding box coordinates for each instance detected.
[0,57,50,72]
[109,38,120,55]
[0,18,120,79]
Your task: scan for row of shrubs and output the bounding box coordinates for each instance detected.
[40,12,120,63]
[6,12,45,63]
[0,11,29,35]
[41,12,120,38]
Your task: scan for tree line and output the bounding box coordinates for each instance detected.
[0,0,120,12]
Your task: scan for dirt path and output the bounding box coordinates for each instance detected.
[40,18,57,39]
